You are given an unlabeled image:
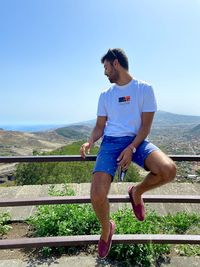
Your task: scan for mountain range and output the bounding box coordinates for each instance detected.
[153,111,200,126]
[1,110,200,133]
[0,110,200,157]
[51,110,200,140]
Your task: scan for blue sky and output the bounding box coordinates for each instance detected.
[0,0,200,125]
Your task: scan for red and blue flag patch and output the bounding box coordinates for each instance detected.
[118,96,131,103]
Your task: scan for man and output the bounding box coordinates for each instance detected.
[80,48,176,259]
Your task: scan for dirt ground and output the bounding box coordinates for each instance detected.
[0,222,33,260]
[0,222,97,262]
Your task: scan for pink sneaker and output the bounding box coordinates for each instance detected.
[98,220,115,259]
[128,186,145,221]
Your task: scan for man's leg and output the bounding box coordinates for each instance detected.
[132,150,176,205]
[90,172,112,242]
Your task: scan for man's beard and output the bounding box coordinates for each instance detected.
[108,69,119,83]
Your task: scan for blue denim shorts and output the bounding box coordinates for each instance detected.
[93,135,159,181]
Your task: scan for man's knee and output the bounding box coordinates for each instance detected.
[90,172,111,205]
[159,161,176,182]
[91,189,107,206]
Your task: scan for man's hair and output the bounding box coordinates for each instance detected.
[101,48,129,70]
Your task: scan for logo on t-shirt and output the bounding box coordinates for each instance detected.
[118,96,131,104]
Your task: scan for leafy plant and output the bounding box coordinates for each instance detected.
[196,168,200,176]
[159,212,200,234]
[110,209,170,266]
[174,244,200,257]
[0,212,12,236]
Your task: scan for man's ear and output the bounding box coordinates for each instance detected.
[113,58,119,68]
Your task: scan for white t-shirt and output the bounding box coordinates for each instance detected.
[97,79,157,137]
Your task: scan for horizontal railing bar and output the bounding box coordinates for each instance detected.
[0,194,200,207]
[169,155,200,161]
[0,234,199,249]
[0,155,93,163]
[0,155,200,163]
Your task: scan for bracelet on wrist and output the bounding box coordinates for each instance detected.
[128,145,136,153]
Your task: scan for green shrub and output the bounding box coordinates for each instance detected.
[110,208,170,266]
[159,212,200,234]
[0,212,12,236]
[196,168,200,176]
[174,244,200,257]
[15,140,142,185]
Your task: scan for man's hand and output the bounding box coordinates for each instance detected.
[80,142,93,159]
[117,147,133,170]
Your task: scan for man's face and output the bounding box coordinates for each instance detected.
[103,59,120,83]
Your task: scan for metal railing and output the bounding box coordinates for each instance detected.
[0,155,200,249]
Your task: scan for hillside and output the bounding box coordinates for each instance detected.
[0,130,68,156]
[55,125,92,139]
[190,124,200,136]
[153,110,200,127]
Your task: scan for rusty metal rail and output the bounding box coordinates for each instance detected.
[0,234,200,249]
[0,155,200,163]
[0,195,200,207]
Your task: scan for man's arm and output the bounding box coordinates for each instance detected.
[117,112,155,169]
[80,116,107,158]
[128,112,155,150]
[88,116,107,144]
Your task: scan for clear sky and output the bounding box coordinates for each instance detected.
[0,0,200,125]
